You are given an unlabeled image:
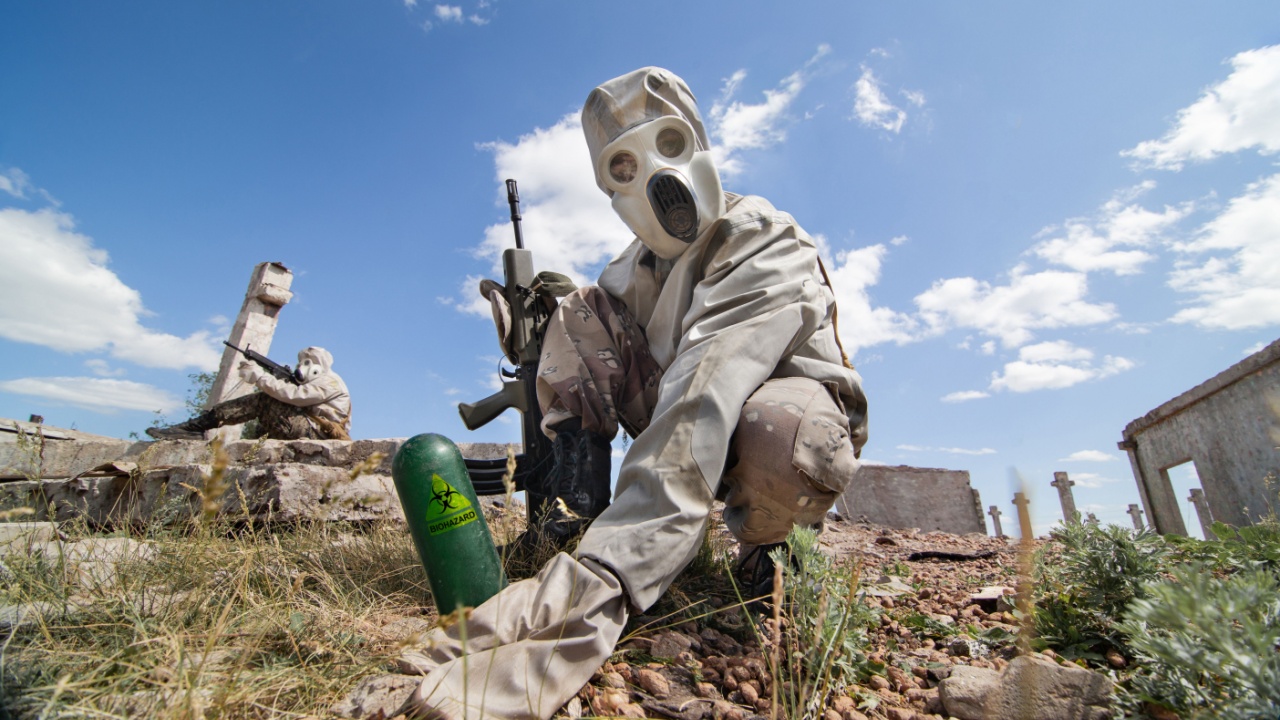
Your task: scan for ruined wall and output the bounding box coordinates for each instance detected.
[1120,338,1280,533]
[835,464,986,535]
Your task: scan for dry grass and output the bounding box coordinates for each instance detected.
[0,513,434,719]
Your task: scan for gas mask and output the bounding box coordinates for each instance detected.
[596,116,726,260]
[295,347,331,383]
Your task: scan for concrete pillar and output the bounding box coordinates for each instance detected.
[1012,492,1034,540]
[1050,471,1079,525]
[1188,488,1215,538]
[1127,503,1145,530]
[988,505,1004,538]
[206,262,293,442]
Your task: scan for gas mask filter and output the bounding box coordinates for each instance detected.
[596,116,726,260]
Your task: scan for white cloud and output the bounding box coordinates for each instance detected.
[1032,183,1192,275]
[709,45,829,176]
[0,377,181,414]
[434,4,463,21]
[0,207,221,370]
[824,244,921,356]
[941,390,989,403]
[989,341,1134,393]
[1244,341,1268,355]
[1068,473,1124,489]
[403,0,417,7]
[1059,450,1119,463]
[1168,173,1280,329]
[468,14,488,25]
[853,66,906,133]
[915,267,1117,348]
[1124,45,1280,170]
[464,113,627,309]
[902,89,926,108]
[897,444,997,456]
[1,168,32,198]
[85,359,126,378]
[889,235,908,246]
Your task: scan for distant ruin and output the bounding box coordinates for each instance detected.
[835,465,987,535]
[1119,338,1280,535]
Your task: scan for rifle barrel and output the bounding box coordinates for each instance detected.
[506,178,524,250]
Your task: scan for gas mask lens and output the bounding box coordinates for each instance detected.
[655,127,686,158]
[609,152,638,184]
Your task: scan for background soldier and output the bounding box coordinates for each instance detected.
[147,346,351,441]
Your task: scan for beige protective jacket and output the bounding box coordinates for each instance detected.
[579,190,868,610]
[244,347,352,435]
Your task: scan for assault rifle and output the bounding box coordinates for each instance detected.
[223,341,300,384]
[458,180,556,518]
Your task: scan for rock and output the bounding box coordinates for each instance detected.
[330,674,420,719]
[0,522,61,552]
[968,586,1015,613]
[983,654,1112,720]
[938,665,1001,720]
[595,688,630,715]
[868,675,891,691]
[651,630,695,659]
[634,668,670,698]
[946,638,987,658]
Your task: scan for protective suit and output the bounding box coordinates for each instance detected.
[147,346,352,441]
[400,67,867,719]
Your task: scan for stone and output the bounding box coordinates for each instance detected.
[650,630,695,659]
[938,665,1000,720]
[331,673,420,719]
[634,668,670,698]
[0,521,60,552]
[969,586,1015,613]
[983,654,1112,720]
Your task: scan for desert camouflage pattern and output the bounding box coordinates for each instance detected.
[536,286,662,438]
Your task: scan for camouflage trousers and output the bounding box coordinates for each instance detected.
[209,393,336,441]
[539,288,857,545]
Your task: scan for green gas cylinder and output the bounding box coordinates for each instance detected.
[391,433,507,613]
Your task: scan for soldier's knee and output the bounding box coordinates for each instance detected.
[721,377,859,544]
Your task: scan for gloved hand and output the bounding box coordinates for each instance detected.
[237,360,265,385]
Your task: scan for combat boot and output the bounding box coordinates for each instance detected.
[146,412,217,440]
[516,419,612,553]
[549,418,613,520]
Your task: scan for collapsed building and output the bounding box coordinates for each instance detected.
[1119,338,1280,535]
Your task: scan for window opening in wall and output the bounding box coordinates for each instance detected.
[1164,461,1207,540]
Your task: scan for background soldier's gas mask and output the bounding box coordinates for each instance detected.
[295,347,332,383]
[595,116,725,260]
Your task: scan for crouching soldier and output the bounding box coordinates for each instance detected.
[147,346,351,441]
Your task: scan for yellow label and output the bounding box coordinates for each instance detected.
[425,474,477,536]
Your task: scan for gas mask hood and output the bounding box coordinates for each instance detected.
[582,67,726,260]
[595,116,725,259]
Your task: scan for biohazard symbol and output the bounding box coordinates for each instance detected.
[429,474,469,515]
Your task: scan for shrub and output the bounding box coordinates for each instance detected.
[1031,521,1171,661]
[1117,565,1280,719]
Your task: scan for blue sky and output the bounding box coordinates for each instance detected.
[2,2,1277,537]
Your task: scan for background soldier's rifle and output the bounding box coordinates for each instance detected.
[458,180,557,520]
[224,341,300,384]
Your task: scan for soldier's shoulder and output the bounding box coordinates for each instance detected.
[718,193,797,235]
